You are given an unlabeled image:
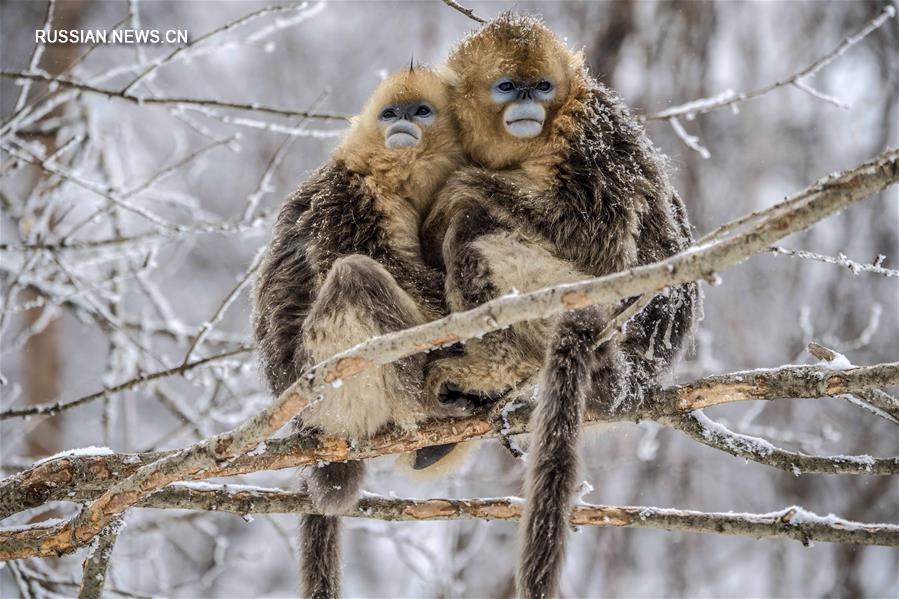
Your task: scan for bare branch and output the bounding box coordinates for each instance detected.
[121,3,319,94]
[441,0,487,24]
[181,249,264,366]
[86,484,899,547]
[77,521,120,599]
[0,346,252,420]
[2,360,896,525]
[0,70,348,121]
[771,246,899,278]
[807,342,899,422]
[665,410,896,476]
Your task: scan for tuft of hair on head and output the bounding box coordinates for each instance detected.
[409,55,415,74]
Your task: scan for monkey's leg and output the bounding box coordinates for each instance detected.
[301,253,449,503]
[426,204,593,401]
[299,254,448,598]
[517,307,623,599]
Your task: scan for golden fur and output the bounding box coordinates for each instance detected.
[335,67,462,213]
[447,12,589,182]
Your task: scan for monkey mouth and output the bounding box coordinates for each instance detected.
[505,117,544,126]
[504,118,544,139]
[385,122,422,149]
[503,103,546,139]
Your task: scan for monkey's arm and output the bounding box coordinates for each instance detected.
[592,190,700,412]
[252,171,328,397]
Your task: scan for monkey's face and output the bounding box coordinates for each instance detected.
[490,77,556,139]
[447,13,587,170]
[338,68,459,165]
[335,67,462,203]
[378,100,438,149]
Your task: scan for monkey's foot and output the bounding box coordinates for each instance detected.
[426,357,510,412]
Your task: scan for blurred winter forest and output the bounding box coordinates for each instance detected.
[1,1,897,597]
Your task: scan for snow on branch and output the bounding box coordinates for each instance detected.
[77,483,899,548]
[0,148,896,560]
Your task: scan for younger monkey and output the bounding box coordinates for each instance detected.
[253,66,464,598]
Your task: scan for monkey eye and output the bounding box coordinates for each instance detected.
[380,108,397,120]
[415,105,431,117]
[497,81,515,93]
[536,80,553,92]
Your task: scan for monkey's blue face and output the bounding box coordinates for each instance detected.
[491,77,556,139]
[378,101,437,149]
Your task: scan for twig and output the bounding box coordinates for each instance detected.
[181,249,264,366]
[770,246,899,278]
[121,4,316,94]
[644,5,895,121]
[668,116,710,158]
[13,0,55,113]
[0,345,252,420]
[0,149,895,559]
[441,0,487,24]
[77,521,121,599]
[0,70,348,121]
[665,410,893,475]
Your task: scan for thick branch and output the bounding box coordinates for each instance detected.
[807,342,899,422]
[0,149,895,560]
[58,484,899,548]
[2,361,896,525]
[665,411,897,476]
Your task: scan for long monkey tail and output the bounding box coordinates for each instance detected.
[517,307,618,599]
[299,461,365,598]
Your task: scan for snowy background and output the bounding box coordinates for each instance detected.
[1,1,897,597]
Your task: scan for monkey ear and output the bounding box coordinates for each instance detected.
[434,64,461,88]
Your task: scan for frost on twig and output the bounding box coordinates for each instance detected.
[77,519,122,599]
[98,484,899,547]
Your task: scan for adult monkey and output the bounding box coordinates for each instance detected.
[421,14,699,598]
[253,67,466,598]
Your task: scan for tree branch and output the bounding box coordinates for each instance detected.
[113,484,899,548]
[77,521,120,599]
[440,0,487,24]
[0,70,348,122]
[665,411,897,476]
